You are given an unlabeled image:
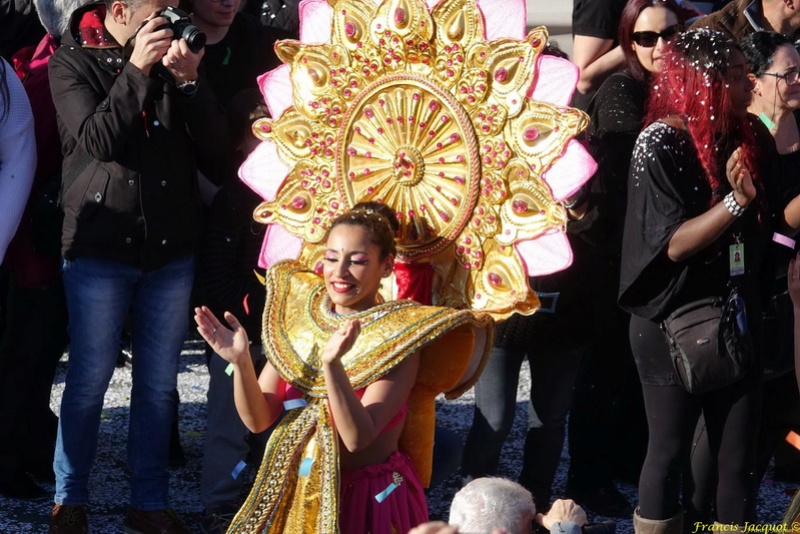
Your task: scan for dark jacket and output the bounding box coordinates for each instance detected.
[0,0,46,60]
[49,1,227,269]
[689,0,757,40]
[689,0,800,41]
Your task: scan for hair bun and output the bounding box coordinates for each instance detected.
[351,201,400,234]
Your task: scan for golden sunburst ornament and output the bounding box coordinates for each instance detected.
[240,0,596,319]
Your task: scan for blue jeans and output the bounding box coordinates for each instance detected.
[54,255,195,509]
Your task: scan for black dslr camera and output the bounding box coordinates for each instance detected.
[156,6,206,53]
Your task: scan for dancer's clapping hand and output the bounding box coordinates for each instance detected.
[322,319,361,365]
[194,306,250,365]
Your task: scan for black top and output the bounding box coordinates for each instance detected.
[201,13,287,106]
[570,0,627,109]
[572,0,627,40]
[589,71,648,241]
[774,111,800,212]
[197,13,289,184]
[589,71,648,200]
[619,120,775,322]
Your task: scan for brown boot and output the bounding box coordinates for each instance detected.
[123,508,189,534]
[633,507,683,534]
[49,504,88,534]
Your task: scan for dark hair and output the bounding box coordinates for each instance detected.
[227,88,269,147]
[645,28,760,201]
[740,31,793,76]
[329,202,398,260]
[103,0,145,13]
[618,0,684,82]
[542,41,569,59]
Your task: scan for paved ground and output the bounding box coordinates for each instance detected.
[0,339,795,533]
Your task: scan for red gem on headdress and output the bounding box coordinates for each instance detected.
[524,128,539,141]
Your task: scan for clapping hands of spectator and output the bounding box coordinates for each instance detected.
[726,147,756,208]
[535,499,588,530]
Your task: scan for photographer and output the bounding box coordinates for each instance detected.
[47,0,226,532]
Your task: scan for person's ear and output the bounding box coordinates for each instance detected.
[110,0,129,23]
[382,255,394,278]
[748,73,761,94]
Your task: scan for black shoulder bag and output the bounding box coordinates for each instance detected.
[661,285,753,394]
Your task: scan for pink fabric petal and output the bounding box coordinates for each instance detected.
[238,141,289,201]
[541,139,597,201]
[258,65,293,120]
[258,225,304,269]
[477,0,526,40]
[516,231,573,277]
[529,56,579,106]
[299,0,332,44]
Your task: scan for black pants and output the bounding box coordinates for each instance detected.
[568,311,648,490]
[461,343,584,508]
[0,274,68,474]
[630,315,760,524]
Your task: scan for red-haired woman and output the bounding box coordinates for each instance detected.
[619,28,774,533]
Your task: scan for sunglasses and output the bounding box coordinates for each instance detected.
[632,24,680,47]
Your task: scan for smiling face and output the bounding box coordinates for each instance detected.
[632,6,680,74]
[726,49,755,118]
[323,224,393,315]
[753,43,800,113]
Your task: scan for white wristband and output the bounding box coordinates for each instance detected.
[724,191,747,217]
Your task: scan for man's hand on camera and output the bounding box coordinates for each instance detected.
[162,38,203,84]
[129,15,173,77]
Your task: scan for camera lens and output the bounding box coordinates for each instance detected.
[182,26,206,53]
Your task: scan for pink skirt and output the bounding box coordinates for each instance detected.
[339,451,429,534]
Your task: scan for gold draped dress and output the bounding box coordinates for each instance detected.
[227,260,493,534]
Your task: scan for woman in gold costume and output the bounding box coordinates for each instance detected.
[194,203,491,534]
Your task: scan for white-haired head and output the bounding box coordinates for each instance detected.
[34,0,92,38]
[448,477,536,534]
